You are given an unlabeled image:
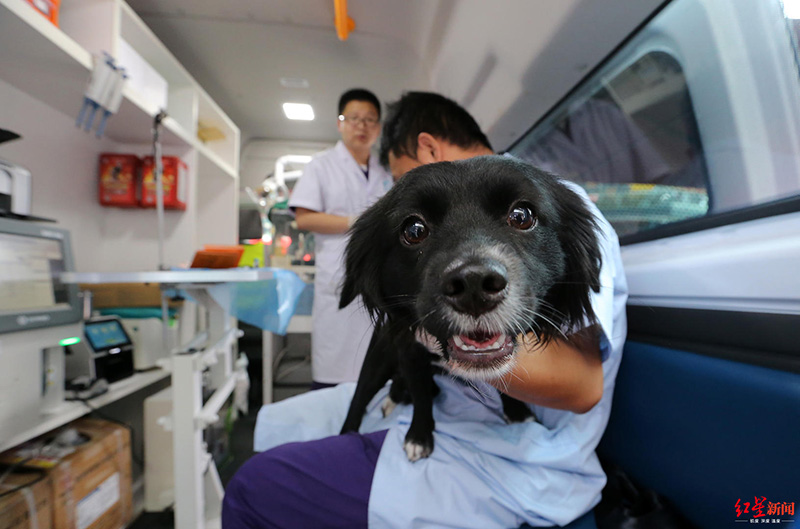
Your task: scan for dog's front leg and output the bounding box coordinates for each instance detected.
[399,341,437,462]
[340,325,397,434]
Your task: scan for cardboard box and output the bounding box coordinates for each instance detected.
[140,156,188,210]
[0,471,53,529]
[0,418,133,529]
[79,283,182,309]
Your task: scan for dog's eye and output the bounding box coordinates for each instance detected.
[507,203,536,231]
[401,217,429,245]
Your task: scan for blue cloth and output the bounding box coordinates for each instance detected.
[254,183,628,528]
[179,268,307,335]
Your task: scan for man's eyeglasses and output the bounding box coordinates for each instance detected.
[338,115,380,127]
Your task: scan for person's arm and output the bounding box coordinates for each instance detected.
[294,207,354,234]
[489,325,604,414]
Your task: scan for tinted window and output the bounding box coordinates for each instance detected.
[509,0,800,240]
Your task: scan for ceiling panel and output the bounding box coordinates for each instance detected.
[127,0,664,147]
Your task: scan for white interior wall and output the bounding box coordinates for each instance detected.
[425,0,666,150]
[239,139,332,195]
[0,78,198,272]
[426,2,578,133]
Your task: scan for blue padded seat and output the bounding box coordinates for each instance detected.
[597,342,800,528]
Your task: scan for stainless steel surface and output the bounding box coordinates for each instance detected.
[61,269,275,285]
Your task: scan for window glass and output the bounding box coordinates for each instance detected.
[509,0,800,240]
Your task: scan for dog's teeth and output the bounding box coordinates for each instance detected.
[453,335,466,348]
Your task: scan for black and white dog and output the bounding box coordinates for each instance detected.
[339,156,601,461]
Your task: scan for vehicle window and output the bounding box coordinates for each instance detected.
[509,0,800,241]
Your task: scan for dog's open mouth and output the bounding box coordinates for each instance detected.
[447,331,515,366]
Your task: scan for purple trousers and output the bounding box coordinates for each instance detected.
[222,429,388,529]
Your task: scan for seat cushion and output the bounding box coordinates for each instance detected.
[598,342,800,527]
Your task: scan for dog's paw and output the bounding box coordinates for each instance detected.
[500,394,538,424]
[503,411,539,424]
[381,396,397,418]
[403,439,433,462]
[403,429,434,462]
[502,404,538,424]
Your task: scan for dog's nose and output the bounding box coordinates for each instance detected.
[442,261,507,317]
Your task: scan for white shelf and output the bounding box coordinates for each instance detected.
[0,0,240,179]
[0,0,187,147]
[0,368,170,453]
[117,1,240,175]
[197,89,240,174]
[118,1,194,91]
[197,141,238,180]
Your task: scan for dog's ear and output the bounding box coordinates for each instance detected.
[339,203,391,322]
[548,182,603,331]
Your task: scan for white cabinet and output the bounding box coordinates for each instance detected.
[0,0,240,272]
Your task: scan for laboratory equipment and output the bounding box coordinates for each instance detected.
[0,218,83,448]
[120,315,177,370]
[244,179,289,246]
[0,157,32,217]
[65,316,135,389]
[76,53,127,138]
[0,218,81,333]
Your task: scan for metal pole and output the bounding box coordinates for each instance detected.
[152,110,168,271]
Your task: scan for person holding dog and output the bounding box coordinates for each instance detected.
[288,88,394,389]
[224,92,628,529]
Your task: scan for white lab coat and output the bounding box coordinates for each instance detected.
[288,141,393,383]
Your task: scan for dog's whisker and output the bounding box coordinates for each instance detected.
[532,299,569,319]
[522,309,569,340]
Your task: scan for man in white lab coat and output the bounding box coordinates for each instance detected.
[288,88,393,388]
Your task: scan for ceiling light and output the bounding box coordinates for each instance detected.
[785,0,800,19]
[283,103,315,121]
[280,77,310,89]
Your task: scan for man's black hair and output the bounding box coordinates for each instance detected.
[338,88,381,118]
[379,92,492,167]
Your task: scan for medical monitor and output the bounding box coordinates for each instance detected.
[0,217,81,334]
[84,317,132,353]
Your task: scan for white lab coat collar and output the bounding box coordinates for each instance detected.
[334,140,381,175]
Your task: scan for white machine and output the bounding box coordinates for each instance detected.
[120,316,177,370]
[0,218,83,449]
[0,157,32,217]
